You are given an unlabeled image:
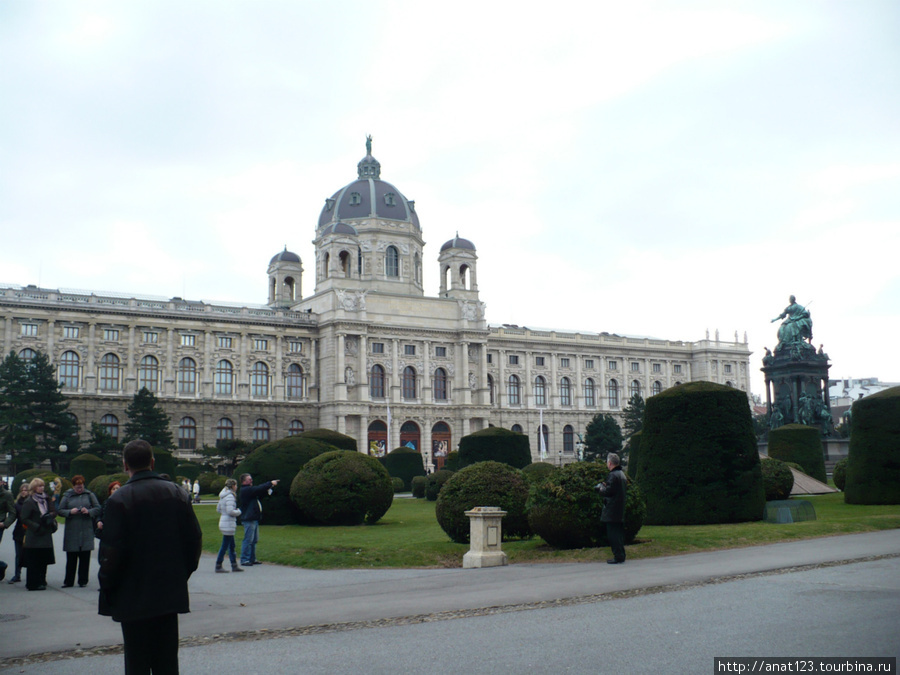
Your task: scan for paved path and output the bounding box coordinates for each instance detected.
[2,529,899,671]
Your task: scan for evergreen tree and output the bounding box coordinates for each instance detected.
[623,393,645,437]
[583,413,623,463]
[85,421,123,470]
[198,438,254,473]
[0,350,79,473]
[124,387,173,448]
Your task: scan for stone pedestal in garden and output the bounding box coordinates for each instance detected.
[462,507,507,569]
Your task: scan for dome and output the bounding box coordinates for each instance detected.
[270,247,301,264]
[440,234,476,252]
[320,222,359,237]
[318,139,420,231]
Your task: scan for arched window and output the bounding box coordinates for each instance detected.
[287,364,305,399]
[630,380,641,399]
[487,373,495,405]
[100,414,119,440]
[251,361,269,397]
[386,246,399,278]
[288,419,304,436]
[177,357,197,394]
[99,353,120,391]
[560,377,571,406]
[216,417,234,441]
[215,360,233,395]
[370,364,385,398]
[584,378,596,407]
[59,351,80,389]
[508,374,520,405]
[608,379,619,408]
[18,348,37,363]
[253,418,270,442]
[138,355,159,392]
[339,250,350,277]
[402,366,417,399]
[563,425,574,453]
[511,424,523,433]
[651,380,662,396]
[433,367,448,400]
[534,376,546,406]
[178,417,196,450]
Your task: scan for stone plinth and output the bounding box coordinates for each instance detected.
[462,506,508,569]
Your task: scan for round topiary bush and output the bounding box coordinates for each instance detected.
[69,453,107,485]
[833,457,848,491]
[299,428,358,453]
[391,476,405,493]
[768,424,827,483]
[88,474,129,502]
[435,461,531,543]
[411,475,427,498]
[197,472,219,494]
[210,476,228,495]
[527,462,646,549]
[290,451,393,525]
[760,458,795,501]
[234,436,343,524]
[521,462,557,484]
[640,381,765,525]
[382,447,425,490]
[458,427,532,469]
[845,386,900,504]
[176,463,201,481]
[152,449,178,478]
[425,469,455,501]
[12,468,47,494]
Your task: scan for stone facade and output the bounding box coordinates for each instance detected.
[0,146,751,469]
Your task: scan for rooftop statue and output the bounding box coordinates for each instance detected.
[366,134,373,156]
[771,295,812,351]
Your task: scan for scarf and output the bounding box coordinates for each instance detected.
[32,492,49,516]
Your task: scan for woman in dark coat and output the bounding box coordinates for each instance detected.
[21,477,58,591]
[7,482,30,583]
[59,475,101,588]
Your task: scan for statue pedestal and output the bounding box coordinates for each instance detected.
[762,342,833,435]
[462,507,508,569]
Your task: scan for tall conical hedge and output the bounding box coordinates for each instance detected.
[69,453,107,485]
[382,447,425,490]
[845,386,900,504]
[639,381,764,524]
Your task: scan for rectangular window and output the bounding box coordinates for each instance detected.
[404,344,416,356]
[20,323,38,336]
[435,346,447,357]
[725,364,732,374]
[584,359,594,370]
[372,342,385,354]
[487,353,493,364]
[631,362,640,372]
[143,331,158,344]
[560,357,570,368]
[653,363,661,373]
[535,356,545,366]
[181,334,196,347]
[103,329,119,341]
[608,360,617,371]
[63,326,79,339]
[218,336,233,349]
[674,364,683,374]
[289,341,303,353]
[509,355,519,365]
[253,338,268,351]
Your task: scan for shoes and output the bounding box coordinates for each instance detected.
[231,565,244,572]
[215,566,228,573]
[8,577,21,584]
[79,583,88,588]
[240,562,252,567]
[607,559,625,565]
[62,583,74,588]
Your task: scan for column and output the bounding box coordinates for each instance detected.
[358,335,369,403]
[274,334,283,400]
[85,322,97,394]
[575,353,583,410]
[47,320,55,360]
[203,331,213,398]
[165,328,176,396]
[498,349,506,408]
[423,340,432,404]
[480,343,489,407]
[550,353,559,408]
[598,354,607,411]
[391,338,400,404]
[238,332,248,400]
[125,325,135,393]
[457,340,469,405]
[336,334,346,401]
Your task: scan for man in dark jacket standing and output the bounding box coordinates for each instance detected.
[239,473,279,566]
[99,439,202,674]
[596,452,627,565]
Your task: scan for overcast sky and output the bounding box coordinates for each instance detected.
[1,1,898,397]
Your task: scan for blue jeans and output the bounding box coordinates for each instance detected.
[216,534,236,566]
[240,520,259,564]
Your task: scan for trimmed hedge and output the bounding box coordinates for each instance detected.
[845,386,900,504]
[69,453,107,485]
[411,475,427,498]
[425,470,455,501]
[458,427,531,469]
[833,457,848,492]
[176,463,201,481]
[768,424,826,483]
[521,462,557,484]
[435,461,531,543]
[12,469,49,494]
[444,450,460,471]
[234,436,342,524]
[87,473,130,502]
[299,428,358,453]
[639,382,765,525]
[197,472,220,494]
[760,458,795,501]
[624,431,643,481]
[391,476,405,493]
[382,447,426,490]
[152,449,178,478]
[290,450,393,525]
[528,462,646,549]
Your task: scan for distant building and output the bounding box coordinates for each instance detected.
[828,377,899,420]
[0,143,752,468]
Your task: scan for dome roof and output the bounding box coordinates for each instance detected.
[318,139,420,231]
[270,247,301,264]
[320,222,359,237]
[440,234,476,252]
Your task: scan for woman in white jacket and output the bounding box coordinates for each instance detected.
[215,479,244,573]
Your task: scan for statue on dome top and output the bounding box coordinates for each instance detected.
[366,134,373,156]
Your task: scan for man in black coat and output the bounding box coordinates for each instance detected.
[596,452,627,565]
[99,439,202,674]
[239,473,279,566]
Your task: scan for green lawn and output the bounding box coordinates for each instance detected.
[196,494,900,569]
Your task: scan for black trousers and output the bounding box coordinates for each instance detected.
[606,521,626,562]
[121,613,180,675]
[64,550,92,586]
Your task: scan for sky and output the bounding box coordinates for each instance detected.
[1,0,898,398]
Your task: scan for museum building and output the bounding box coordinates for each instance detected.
[0,145,752,468]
